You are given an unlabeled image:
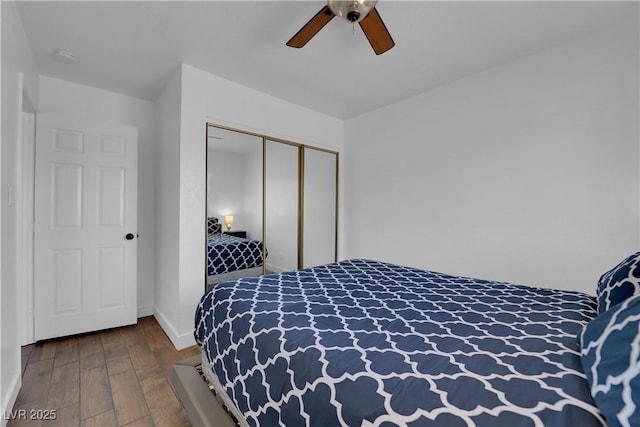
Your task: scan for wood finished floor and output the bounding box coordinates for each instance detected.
[9,316,201,427]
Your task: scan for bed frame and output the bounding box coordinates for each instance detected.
[172,356,238,427]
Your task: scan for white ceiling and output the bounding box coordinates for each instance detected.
[16,1,638,119]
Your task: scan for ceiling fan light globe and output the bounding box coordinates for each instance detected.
[327,0,378,24]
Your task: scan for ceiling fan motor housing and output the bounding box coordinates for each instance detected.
[346,2,361,22]
[328,0,378,23]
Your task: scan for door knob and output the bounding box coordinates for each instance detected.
[125,233,135,240]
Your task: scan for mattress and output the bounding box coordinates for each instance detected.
[207,233,265,276]
[195,259,604,426]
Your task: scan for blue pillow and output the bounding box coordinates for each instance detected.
[578,294,640,427]
[596,252,640,314]
[207,217,221,235]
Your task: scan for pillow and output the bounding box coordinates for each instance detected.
[578,294,640,427]
[207,217,221,235]
[596,252,640,314]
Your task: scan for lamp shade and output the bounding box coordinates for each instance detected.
[224,215,234,231]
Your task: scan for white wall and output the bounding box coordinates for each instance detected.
[244,146,263,241]
[1,1,39,422]
[153,67,182,344]
[265,141,299,272]
[303,148,338,268]
[38,76,157,317]
[344,22,639,295]
[154,64,343,348]
[207,150,247,230]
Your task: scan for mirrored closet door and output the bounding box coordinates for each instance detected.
[206,126,264,290]
[265,140,300,273]
[205,123,339,290]
[302,147,338,268]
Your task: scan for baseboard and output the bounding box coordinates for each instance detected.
[152,306,196,350]
[137,304,154,318]
[1,372,21,427]
[266,263,287,274]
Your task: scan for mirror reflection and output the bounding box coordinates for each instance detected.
[302,147,338,268]
[265,140,300,273]
[206,126,264,291]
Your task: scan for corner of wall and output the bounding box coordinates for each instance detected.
[152,66,183,347]
[1,0,39,418]
[153,305,196,350]
[0,373,20,427]
[137,304,154,318]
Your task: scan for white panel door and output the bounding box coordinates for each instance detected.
[34,115,138,340]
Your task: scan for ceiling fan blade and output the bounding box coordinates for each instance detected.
[286,6,335,48]
[359,7,395,55]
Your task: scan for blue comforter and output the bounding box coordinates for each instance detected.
[195,259,604,426]
[207,233,264,276]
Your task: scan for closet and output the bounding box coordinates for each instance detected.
[205,123,338,287]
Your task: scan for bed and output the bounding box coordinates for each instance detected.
[190,256,640,427]
[207,217,266,289]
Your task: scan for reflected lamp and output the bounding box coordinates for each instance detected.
[224,215,234,231]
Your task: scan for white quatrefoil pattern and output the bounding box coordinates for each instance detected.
[195,259,605,427]
[579,293,640,427]
[596,252,640,314]
[207,233,264,276]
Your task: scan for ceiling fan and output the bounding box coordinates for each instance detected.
[286,0,395,55]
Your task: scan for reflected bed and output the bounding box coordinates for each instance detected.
[206,217,266,290]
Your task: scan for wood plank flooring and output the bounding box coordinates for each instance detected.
[8,316,201,427]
